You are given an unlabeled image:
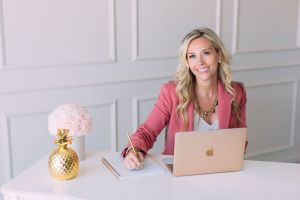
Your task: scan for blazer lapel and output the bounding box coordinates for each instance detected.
[180,81,231,130]
[176,99,194,131]
[218,81,231,129]
[187,101,194,131]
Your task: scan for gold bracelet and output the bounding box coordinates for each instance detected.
[125,147,140,156]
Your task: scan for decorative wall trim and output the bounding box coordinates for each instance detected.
[2,60,300,97]
[109,99,117,151]
[109,0,116,62]
[132,94,157,130]
[297,0,300,47]
[2,111,50,179]
[233,62,300,72]
[0,0,116,70]
[132,94,167,153]
[245,145,295,159]
[131,0,222,61]
[0,74,172,96]
[232,0,299,55]
[231,0,239,55]
[1,114,13,181]
[245,79,298,158]
[131,0,138,62]
[278,154,300,163]
[1,60,300,96]
[215,0,222,36]
[0,100,117,179]
[0,0,6,67]
[234,46,299,55]
[84,99,118,151]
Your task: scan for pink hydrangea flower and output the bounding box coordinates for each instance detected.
[48,104,93,136]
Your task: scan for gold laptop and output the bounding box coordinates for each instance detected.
[166,128,247,176]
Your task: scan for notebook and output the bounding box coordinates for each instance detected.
[101,155,165,180]
[166,128,247,176]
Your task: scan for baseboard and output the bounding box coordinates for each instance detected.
[246,152,300,163]
[277,155,300,163]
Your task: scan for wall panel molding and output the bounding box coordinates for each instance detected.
[297,0,300,47]
[233,62,300,72]
[0,99,117,179]
[232,0,300,55]
[279,154,300,163]
[231,0,239,55]
[131,0,138,62]
[108,99,117,151]
[245,79,298,158]
[1,114,12,182]
[132,94,157,130]
[108,0,116,63]
[0,0,6,67]
[86,99,118,151]
[215,0,222,36]
[132,94,167,154]
[0,74,172,96]
[131,0,222,61]
[0,0,116,70]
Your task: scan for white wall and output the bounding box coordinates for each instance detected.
[1,0,300,197]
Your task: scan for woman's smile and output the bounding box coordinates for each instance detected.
[187,37,220,82]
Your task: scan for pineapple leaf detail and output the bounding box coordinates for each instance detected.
[54,128,73,148]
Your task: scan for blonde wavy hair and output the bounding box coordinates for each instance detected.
[175,27,240,130]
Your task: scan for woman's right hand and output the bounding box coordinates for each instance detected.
[123,148,144,170]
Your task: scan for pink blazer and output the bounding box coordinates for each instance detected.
[123,80,247,155]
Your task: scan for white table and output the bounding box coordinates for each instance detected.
[1,151,300,200]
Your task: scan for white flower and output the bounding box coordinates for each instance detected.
[48,104,93,136]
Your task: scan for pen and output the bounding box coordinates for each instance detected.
[127,132,143,168]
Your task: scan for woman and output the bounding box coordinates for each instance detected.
[123,27,247,170]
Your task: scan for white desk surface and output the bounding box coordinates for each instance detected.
[1,151,300,200]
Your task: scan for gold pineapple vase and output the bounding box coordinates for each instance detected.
[48,129,79,180]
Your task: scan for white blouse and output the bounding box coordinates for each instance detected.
[193,112,219,131]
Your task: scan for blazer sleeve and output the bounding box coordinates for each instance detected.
[239,83,247,128]
[238,83,248,152]
[121,83,173,156]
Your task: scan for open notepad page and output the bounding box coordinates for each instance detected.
[102,155,165,180]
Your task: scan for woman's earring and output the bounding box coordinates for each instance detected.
[218,60,221,63]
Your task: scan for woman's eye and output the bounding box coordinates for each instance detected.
[203,51,210,56]
[188,54,195,59]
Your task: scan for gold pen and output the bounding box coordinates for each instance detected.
[126,132,143,169]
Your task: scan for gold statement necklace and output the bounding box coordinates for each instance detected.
[196,95,218,119]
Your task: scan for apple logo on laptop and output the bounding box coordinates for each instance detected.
[206,148,214,156]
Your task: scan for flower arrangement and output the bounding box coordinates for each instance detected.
[48,104,93,137]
